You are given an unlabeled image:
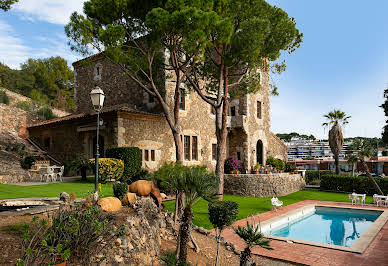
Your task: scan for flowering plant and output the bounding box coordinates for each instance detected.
[224,156,243,174]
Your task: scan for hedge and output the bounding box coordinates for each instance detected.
[89,158,124,183]
[305,170,334,184]
[320,174,388,195]
[105,147,142,182]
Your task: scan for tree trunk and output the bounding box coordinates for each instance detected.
[362,160,383,195]
[178,206,193,264]
[352,162,355,177]
[240,247,252,266]
[215,228,221,266]
[173,129,185,223]
[334,154,340,175]
[81,167,87,180]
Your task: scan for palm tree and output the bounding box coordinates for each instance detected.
[234,221,272,266]
[350,139,383,195]
[167,166,219,264]
[322,109,351,174]
[346,150,358,176]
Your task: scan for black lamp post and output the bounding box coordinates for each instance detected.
[90,86,105,198]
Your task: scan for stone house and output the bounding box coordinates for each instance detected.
[27,53,287,172]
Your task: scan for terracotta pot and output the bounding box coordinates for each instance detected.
[38,259,66,266]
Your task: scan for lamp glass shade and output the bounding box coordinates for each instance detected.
[90,87,105,111]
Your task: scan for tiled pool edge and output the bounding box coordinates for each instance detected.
[260,204,388,254]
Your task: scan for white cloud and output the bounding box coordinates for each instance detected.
[14,0,85,25]
[0,20,81,69]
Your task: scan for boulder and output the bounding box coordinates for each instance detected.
[128,180,153,196]
[150,188,162,207]
[59,192,70,203]
[122,192,137,206]
[160,193,167,199]
[98,197,122,212]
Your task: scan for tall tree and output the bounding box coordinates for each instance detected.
[381,86,388,144]
[322,109,351,175]
[350,138,383,195]
[0,0,18,11]
[183,0,303,199]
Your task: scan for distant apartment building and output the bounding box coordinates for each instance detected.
[284,139,353,161]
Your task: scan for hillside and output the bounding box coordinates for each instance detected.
[0,90,69,184]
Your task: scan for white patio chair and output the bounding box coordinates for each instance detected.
[56,166,64,182]
[46,167,56,182]
[39,167,48,182]
[271,197,283,211]
[358,194,366,206]
[349,194,357,205]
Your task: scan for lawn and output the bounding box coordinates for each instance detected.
[164,190,375,229]
[0,178,114,200]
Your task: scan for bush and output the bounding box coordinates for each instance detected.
[21,156,35,169]
[16,101,33,112]
[208,201,239,230]
[112,182,128,200]
[37,106,56,120]
[153,162,188,192]
[224,156,243,174]
[17,206,125,265]
[131,168,152,183]
[284,162,296,173]
[105,147,142,182]
[320,174,388,195]
[305,170,334,184]
[89,158,124,183]
[266,156,285,170]
[0,90,9,104]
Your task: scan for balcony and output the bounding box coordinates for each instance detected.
[227,115,247,129]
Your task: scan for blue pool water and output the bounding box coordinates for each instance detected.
[265,207,382,247]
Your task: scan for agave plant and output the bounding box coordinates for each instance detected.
[234,220,272,266]
[322,109,351,174]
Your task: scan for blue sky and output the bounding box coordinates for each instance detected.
[0,0,387,139]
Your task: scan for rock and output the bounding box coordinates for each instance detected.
[198,227,209,235]
[150,188,162,207]
[97,197,122,212]
[59,192,70,203]
[160,193,167,199]
[128,180,153,196]
[122,192,137,206]
[115,238,121,247]
[114,255,123,263]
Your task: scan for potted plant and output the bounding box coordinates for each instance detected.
[252,163,260,174]
[69,156,90,180]
[224,156,243,174]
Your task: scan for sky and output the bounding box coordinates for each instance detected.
[0,0,387,139]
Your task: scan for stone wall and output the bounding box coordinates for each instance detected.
[224,173,305,197]
[73,56,162,114]
[94,198,175,265]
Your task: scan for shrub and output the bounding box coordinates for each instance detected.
[208,201,239,230]
[224,156,243,174]
[131,168,152,183]
[284,162,296,173]
[266,156,285,170]
[0,90,9,104]
[105,147,142,182]
[17,206,125,265]
[305,170,334,184]
[112,182,128,200]
[20,156,35,169]
[89,158,124,183]
[37,106,56,120]
[153,162,189,192]
[16,101,33,112]
[320,174,388,195]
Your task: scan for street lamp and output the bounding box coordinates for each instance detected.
[90,86,105,199]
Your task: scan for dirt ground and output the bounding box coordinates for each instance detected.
[160,230,295,266]
[0,213,295,266]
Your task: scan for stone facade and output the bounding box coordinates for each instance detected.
[224,173,306,197]
[27,53,287,173]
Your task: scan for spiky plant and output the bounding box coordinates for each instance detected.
[234,221,272,266]
[322,109,351,174]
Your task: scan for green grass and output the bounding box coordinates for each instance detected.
[0,177,114,200]
[164,190,374,230]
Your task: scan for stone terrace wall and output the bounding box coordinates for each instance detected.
[224,173,306,197]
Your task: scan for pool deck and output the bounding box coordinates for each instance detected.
[218,200,388,265]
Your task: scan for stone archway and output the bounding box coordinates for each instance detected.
[256,140,263,165]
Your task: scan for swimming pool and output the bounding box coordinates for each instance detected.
[260,205,387,253]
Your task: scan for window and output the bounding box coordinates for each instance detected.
[237,151,241,161]
[231,106,236,116]
[210,105,216,115]
[96,66,100,76]
[257,101,262,119]
[145,150,149,161]
[179,89,185,110]
[44,137,50,149]
[151,150,155,161]
[184,136,190,160]
[192,136,198,160]
[212,144,217,161]
[148,95,155,103]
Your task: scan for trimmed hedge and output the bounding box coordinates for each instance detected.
[105,147,142,182]
[320,174,388,195]
[266,156,285,171]
[89,158,124,183]
[305,170,333,184]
